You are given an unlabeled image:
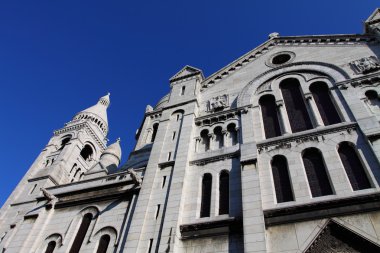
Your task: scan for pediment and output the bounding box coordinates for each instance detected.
[305,220,380,253]
[366,8,380,23]
[169,65,203,83]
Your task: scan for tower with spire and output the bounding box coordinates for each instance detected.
[0,94,126,252]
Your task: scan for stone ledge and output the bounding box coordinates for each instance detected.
[158,160,175,168]
[180,217,242,239]
[264,192,380,227]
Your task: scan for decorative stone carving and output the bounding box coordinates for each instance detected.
[207,94,229,112]
[145,105,153,113]
[350,56,380,74]
[40,188,58,203]
[127,168,142,186]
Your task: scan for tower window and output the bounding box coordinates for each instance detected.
[172,131,176,140]
[80,145,93,161]
[338,142,371,190]
[303,148,333,197]
[162,176,167,188]
[310,82,341,126]
[280,78,312,133]
[259,95,281,138]
[69,213,93,253]
[167,152,172,161]
[200,130,210,152]
[155,204,161,219]
[213,126,224,149]
[45,241,56,253]
[219,171,229,215]
[151,123,159,143]
[180,86,185,96]
[58,137,71,151]
[271,155,294,203]
[200,173,212,218]
[96,234,110,253]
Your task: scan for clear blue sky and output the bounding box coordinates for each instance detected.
[0,1,378,206]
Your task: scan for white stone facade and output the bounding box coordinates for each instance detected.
[2,8,380,253]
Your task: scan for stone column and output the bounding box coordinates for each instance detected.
[305,93,324,127]
[276,100,292,134]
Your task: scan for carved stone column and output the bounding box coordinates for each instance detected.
[276,100,292,134]
[208,133,215,151]
[305,93,324,127]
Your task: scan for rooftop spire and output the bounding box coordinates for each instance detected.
[73,93,111,135]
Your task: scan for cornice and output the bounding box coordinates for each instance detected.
[257,122,357,153]
[54,122,106,149]
[201,34,378,92]
[195,106,249,127]
[336,71,380,88]
[190,150,240,166]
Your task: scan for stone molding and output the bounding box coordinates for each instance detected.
[190,150,240,165]
[264,192,380,227]
[335,71,380,88]
[257,122,357,153]
[54,122,106,149]
[237,61,349,107]
[202,35,377,91]
[180,217,242,239]
[195,106,249,127]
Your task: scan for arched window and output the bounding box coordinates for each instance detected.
[310,82,341,125]
[219,171,229,215]
[213,126,224,149]
[96,234,111,253]
[58,137,71,151]
[280,78,312,133]
[338,142,371,190]
[70,164,77,174]
[69,213,93,253]
[302,148,333,197]
[73,169,81,182]
[45,241,56,253]
[200,173,212,218]
[80,145,93,161]
[259,95,281,138]
[365,90,380,112]
[200,130,210,152]
[271,155,294,203]
[151,123,159,143]
[227,123,238,146]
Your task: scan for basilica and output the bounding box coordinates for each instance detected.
[2,8,380,253]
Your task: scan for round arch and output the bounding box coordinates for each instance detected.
[237,61,349,107]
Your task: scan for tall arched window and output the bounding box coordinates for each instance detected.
[58,136,71,151]
[151,123,159,143]
[213,126,224,149]
[45,241,56,253]
[338,142,371,190]
[280,78,312,133]
[271,155,294,203]
[259,95,281,138]
[365,90,380,113]
[200,130,210,152]
[80,145,93,161]
[219,171,229,215]
[302,148,333,197]
[200,173,212,218]
[96,234,111,253]
[69,213,93,253]
[227,123,238,146]
[310,82,341,125]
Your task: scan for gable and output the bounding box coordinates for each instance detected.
[305,220,380,253]
[169,65,204,83]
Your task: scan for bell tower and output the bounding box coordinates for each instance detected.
[0,94,111,219]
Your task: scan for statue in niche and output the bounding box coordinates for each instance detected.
[207,94,229,112]
[350,56,380,74]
